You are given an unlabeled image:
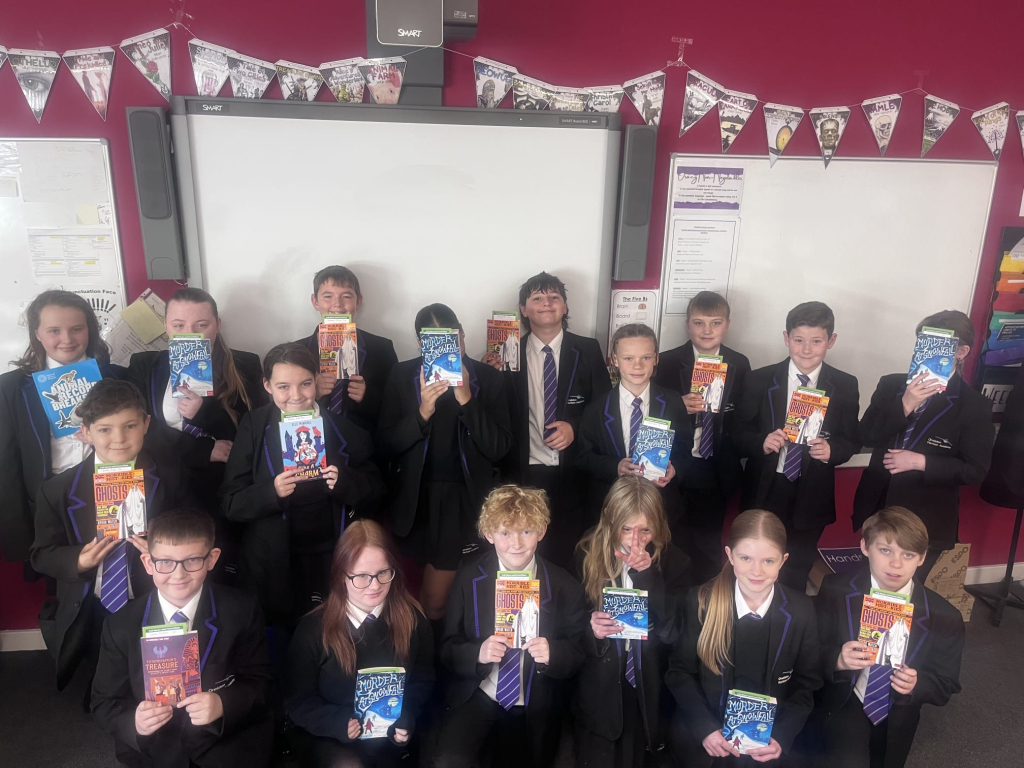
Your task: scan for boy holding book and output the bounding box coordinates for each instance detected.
[733,301,861,591]
[91,508,275,768]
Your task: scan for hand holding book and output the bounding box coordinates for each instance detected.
[136,700,173,736]
[836,640,875,671]
[76,535,121,573]
[176,691,224,726]
[902,371,942,416]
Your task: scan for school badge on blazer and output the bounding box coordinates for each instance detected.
[777,670,793,684]
[568,395,585,405]
[926,436,953,449]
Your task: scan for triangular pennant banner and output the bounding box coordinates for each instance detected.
[679,69,723,137]
[473,57,516,108]
[584,85,624,113]
[809,106,851,168]
[763,103,804,167]
[861,94,902,157]
[358,57,406,105]
[511,75,554,110]
[9,49,61,123]
[0,46,8,72]
[227,53,277,99]
[971,102,1010,162]
[320,58,366,103]
[188,39,233,97]
[1017,112,1024,163]
[921,94,960,157]
[718,89,758,153]
[275,61,324,101]
[120,29,172,102]
[63,47,115,121]
[623,70,666,127]
[549,86,588,112]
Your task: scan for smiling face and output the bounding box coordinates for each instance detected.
[611,336,658,394]
[687,313,730,355]
[143,539,220,607]
[486,522,546,571]
[861,537,925,593]
[783,324,836,374]
[347,545,392,613]
[82,407,151,464]
[726,536,788,604]
[35,305,90,365]
[264,361,317,413]
[312,279,362,317]
[520,289,567,335]
[165,299,220,342]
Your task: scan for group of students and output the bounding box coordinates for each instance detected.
[0,264,990,768]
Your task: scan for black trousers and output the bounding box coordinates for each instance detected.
[678,486,729,585]
[763,475,824,593]
[294,727,406,768]
[819,692,891,768]
[575,679,647,768]
[525,463,581,570]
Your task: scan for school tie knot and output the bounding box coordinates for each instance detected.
[741,611,763,622]
[797,373,810,387]
[362,613,377,629]
[170,610,189,626]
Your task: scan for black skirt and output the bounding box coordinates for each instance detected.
[400,479,481,570]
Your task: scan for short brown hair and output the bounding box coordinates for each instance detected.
[861,506,929,555]
[687,291,731,320]
[78,380,148,427]
[313,266,361,298]
[262,342,318,380]
[477,485,551,538]
[917,310,974,350]
[518,272,570,332]
[148,508,216,549]
[787,301,835,336]
[610,323,659,356]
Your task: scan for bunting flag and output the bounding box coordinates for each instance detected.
[921,94,960,157]
[512,74,554,110]
[623,70,666,127]
[120,29,172,102]
[679,69,723,136]
[861,94,902,156]
[0,46,8,72]
[275,60,324,101]
[188,39,233,97]
[1018,112,1024,163]
[584,85,624,113]
[549,86,588,111]
[9,49,61,123]
[358,57,406,105]
[321,58,365,103]
[227,52,277,99]
[473,56,516,108]
[763,103,804,167]
[63,47,115,121]
[718,89,758,153]
[810,106,851,168]
[971,102,1010,161]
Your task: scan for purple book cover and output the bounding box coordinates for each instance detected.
[141,632,201,704]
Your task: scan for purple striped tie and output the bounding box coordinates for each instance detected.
[862,664,892,724]
[170,610,189,626]
[698,410,714,459]
[900,402,928,449]
[182,421,213,440]
[629,397,643,456]
[99,541,129,613]
[783,374,811,481]
[496,647,521,710]
[542,345,557,439]
[330,380,346,415]
[625,642,638,688]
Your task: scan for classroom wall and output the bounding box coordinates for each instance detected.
[2,0,1023,631]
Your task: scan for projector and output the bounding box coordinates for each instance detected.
[444,0,478,40]
[376,0,445,47]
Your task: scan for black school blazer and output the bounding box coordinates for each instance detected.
[733,360,861,529]
[654,343,751,494]
[814,569,964,768]
[219,403,382,619]
[666,584,822,764]
[853,374,993,550]
[91,583,274,768]
[0,362,125,563]
[376,357,511,538]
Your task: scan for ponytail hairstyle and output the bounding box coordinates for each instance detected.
[319,520,424,675]
[577,475,671,609]
[696,509,787,676]
[12,290,110,373]
[166,288,251,425]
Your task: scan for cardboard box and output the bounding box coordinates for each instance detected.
[926,544,971,591]
[947,591,975,622]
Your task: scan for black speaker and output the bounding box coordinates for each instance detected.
[613,125,658,281]
[127,107,185,280]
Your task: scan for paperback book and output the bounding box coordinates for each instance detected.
[722,690,777,754]
[420,328,463,386]
[486,311,520,372]
[280,411,327,482]
[859,590,914,667]
[318,315,358,379]
[906,326,959,391]
[31,358,102,437]
[631,417,674,480]
[141,631,201,704]
[602,587,649,640]
[783,387,829,445]
[690,355,729,413]
[94,463,146,540]
[169,334,214,398]
[495,571,540,648]
[354,667,405,739]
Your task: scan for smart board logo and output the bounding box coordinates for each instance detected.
[201,104,223,112]
[397,29,422,37]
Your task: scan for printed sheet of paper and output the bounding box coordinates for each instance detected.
[672,165,744,212]
[664,219,737,314]
[27,229,115,282]
[18,141,109,204]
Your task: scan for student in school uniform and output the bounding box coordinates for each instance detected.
[573,475,691,768]
[376,303,511,622]
[488,271,611,568]
[434,485,588,768]
[30,380,193,691]
[0,290,125,572]
[286,519,434,768]
[219,343,382,623]
[665,509,822,767]
[576,323,690,523]
[655,290,751,584]
[809,506,964,768]
[853,310,993,577]
[733,302,861,591]
[91,508,275,768]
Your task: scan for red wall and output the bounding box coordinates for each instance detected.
[2,0,1023,630]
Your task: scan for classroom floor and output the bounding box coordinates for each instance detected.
[1,604,1021,768]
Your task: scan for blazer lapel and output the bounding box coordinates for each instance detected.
[768,588,793,678]
[357,334,368,374]
[194,584,220,673]
[767,362,787,432]
[844,570,872,642]
[602,389,626,459]
[906,377,959,451]
[325,412,350,467]
[67,456,96,545]
[679,344,696,396]
[139,453,161,509]
[557,335,581,417]
[471,553,497,640]
[20,376,53,478]
[651,384,669,421]
[263,407,285,476]
[151,352,171,425]
[906,581,931,665]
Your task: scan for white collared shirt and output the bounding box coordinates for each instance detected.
[162,373,184,431]
[619,383,651,457]
[853,576,914,702]
[158,588,203,631]
[46,355,95,474]
[735,580,774,619]
[480,556,537,706]
[777,360,823,473]
[691,345,721,459]
[347,600,385,629]
[527,332,563,467]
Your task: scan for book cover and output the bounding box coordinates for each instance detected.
[62,47,116,121]
[722,690,777,754]
[141,632,201,704]
[473,56,516,108]
[188,38,232,97]
[631,417,675,480]
[486,312,520,372]
[584,85,625,114]
[169,334,214,398]
[357,57,406,105]
[280,411,327,482]
[420,328,463,386]
[602,587,649,640]
[859,592,914,667]
[690,355,729,414]
[119,29,171,103]
[275,60,324,101]
[354,667,405,739]
[906,327,959,391]
[320,57,366,103]
[94,464,146,540]
[227,52,277,99]
[783,387,829,445]
[318,315,359,379]
[31,358,102,437]
[494,571,540,648]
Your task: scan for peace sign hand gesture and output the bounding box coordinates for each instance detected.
[614,527,652,573]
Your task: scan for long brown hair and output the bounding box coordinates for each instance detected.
[696,509,787,676]
[319,520,424,675]
[12,290,111,373]
[166,288,251,425]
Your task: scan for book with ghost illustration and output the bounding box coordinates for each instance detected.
[690,355,729,414]
[859,589,914,667]
[318,314,359,379]
[783,387,829,445]
[486,311,520,372]
[94,463,147,541]
[495,571,541,648]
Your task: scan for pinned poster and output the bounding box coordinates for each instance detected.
[63,47,115,121]
[679,69,723,136]
[321,58,365,103]
[276,61,324,102]
[227,52,277,99]
[718,89,758,153]
[809,106,851,168]
[188,39,233,97]
[763,103,804,167]
[473,56,516,108]
[120,29,172,102]
[549,86,588,112]
[584,85,625,113]
[921,95,960,157]
[358,57,406,105]
[8,50,61,123]
[861,94,902,156]
[623,70,666,127]
[971,102,1010,161]
[511,75,554,110]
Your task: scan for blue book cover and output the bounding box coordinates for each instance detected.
[354,666,405,739]
[420,328,463,386]
[906,327,958,391]
[279,411,327,482]
[602,587,649,640]
[169,334,214,398]
[722,690,777,754]
[631,416,674,480]
[31,359,102,437]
